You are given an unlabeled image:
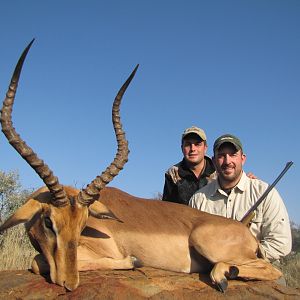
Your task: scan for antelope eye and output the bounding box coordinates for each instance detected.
[44,217,53,229]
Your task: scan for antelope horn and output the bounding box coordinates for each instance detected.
[0,40,68,207]
[77,64,139,206]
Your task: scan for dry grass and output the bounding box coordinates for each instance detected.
[0,224,37,270]
[281,253,300,288]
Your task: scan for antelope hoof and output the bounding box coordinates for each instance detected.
[210,271,228,293]
[130,256,143,268]
[216,278,228,293]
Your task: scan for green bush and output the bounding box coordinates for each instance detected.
[0,170,30,221]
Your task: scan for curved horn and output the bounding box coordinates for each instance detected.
[77,65,139,206]
[0,40,68,207]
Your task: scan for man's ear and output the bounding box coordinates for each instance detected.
[88,201,122,222]
[203,142,208,154]
[241,153,247,166]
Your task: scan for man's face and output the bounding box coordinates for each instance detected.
[181,134,207,166]
[213,142,246,184]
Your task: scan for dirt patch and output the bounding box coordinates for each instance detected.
[0,267,299,299]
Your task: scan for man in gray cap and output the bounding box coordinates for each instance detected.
[189,134,292,264]
[162,126,216,205]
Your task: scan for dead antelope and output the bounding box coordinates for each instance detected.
[0,41,282,293]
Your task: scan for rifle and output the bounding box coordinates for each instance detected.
[241,161,293,226]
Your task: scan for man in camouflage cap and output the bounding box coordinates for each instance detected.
[162,126,215,205]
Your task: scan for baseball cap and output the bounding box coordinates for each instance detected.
[182,126,207,141]
[213,134,243,153]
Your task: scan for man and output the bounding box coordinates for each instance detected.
[189,134,292,262]
[162,127,256,205]
[162,126,216,205]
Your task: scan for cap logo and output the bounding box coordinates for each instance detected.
[220,137,233,141]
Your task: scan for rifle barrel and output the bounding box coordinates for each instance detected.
[240,161,293,223]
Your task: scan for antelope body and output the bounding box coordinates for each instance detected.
[0,41,282,293]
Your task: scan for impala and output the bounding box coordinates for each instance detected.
[0,41,282,293]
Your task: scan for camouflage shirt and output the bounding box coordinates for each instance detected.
[162,156,215,205]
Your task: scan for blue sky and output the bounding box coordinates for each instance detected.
[0,1,299,223]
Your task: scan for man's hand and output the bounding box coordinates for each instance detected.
[257,242,269,261]
[167,166,181,184]
[247,172,257,179]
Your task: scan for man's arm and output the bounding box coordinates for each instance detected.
[258,188,292,261]
[189,191,202,209]
[162,173,178,202]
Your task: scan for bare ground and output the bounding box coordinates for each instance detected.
[0,267,299,300]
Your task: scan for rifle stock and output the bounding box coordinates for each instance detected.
[241,211,255,227]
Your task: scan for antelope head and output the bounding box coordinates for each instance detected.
[0,40,138,290]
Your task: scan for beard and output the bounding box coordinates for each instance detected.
[217,165,243,185]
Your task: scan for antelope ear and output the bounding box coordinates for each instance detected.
[0,198,44,232]
[89,201,122,222]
